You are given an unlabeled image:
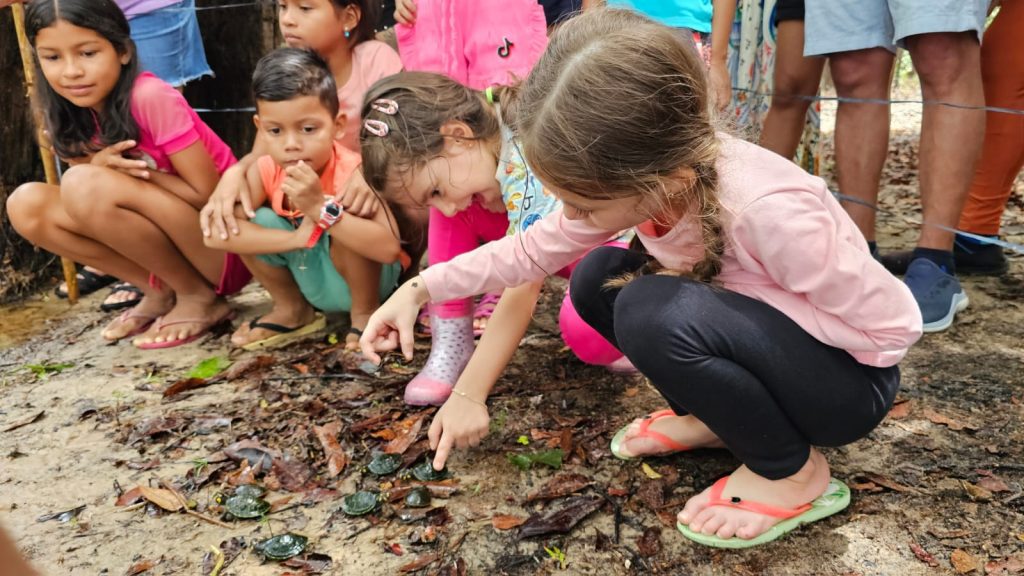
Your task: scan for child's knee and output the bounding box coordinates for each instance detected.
[559,292,622,365]
[6,183,49,239]
[60,165,112,221]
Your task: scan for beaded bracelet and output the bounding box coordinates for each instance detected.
[451,388,486,407]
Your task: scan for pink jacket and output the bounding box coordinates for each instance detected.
[420,136,923,368]
[396,0,548,90]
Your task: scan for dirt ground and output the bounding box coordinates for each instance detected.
[2,122,1024,576]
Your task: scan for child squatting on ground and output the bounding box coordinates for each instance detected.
[361,9,924,548]
[8,0,248,350]
[200,0,401,248]
[203,48,406,350]
[357,71,633,411]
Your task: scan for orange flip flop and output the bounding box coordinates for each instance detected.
[610,409,691,460]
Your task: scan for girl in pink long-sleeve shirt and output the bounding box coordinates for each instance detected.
[361,9,923,548]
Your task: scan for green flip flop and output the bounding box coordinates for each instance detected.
[609,409,690,460]
[677,477,851,549]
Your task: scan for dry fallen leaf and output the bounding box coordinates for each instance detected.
[887,399,913,420]
[961,480,993,502]
[641,463,662,479]
[137,486,183,512]
[951,549,979,574]
[910,542,939,567]
[922,408,978,431]
[491,514,528,530]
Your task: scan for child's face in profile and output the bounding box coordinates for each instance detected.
[255,95,343,174]
[554,187,651,232]
[392,135,505,218]
[34,19,131,112]
[278,0,353,54]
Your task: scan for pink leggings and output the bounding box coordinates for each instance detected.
[428,203,624,366]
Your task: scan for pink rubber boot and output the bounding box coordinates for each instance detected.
[404,312,475,405]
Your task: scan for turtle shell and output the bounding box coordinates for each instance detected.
[411,460,449,481]
[341,491,380,516]
[367,453,403,476]
[404,486,431,508]
[255,533,308,561]
[224,494,270,519]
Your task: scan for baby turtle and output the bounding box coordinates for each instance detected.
[224,494,270,520]
[404,486,431,508]
[341,491,380,516]
[367,453,403,476]
[254,533,307,561]
[233,484,265,498]
[411,460,449,482]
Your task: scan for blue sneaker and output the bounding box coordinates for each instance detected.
[903,258,968,332]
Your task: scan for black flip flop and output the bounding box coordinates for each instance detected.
[99,282,144,313]
[54,266,117,299]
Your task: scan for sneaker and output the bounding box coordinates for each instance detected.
[953,237,1008,276]
[881,238,1009,277]
[903,258,969,333]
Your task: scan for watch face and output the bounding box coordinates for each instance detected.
[325,202,343,218]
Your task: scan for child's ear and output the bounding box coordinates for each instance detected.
[252,114,262,130]
[439,120,475,148]
[119,50,132,66]
[334,112,347,140]
[341,4,361,39]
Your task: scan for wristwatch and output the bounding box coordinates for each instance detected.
[305,198,344,248]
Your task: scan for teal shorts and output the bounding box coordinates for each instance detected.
[252,207,402,313]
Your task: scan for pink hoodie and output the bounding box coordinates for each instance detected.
[420,135,923,368]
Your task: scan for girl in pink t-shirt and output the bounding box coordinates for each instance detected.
[9,0,247,349]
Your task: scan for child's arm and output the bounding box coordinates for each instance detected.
[202,162,305,255]
[285,163,403,264]
[200,138,267,240]
[428,281,543,470]
[710,0,737,111]
[159,139,226,210]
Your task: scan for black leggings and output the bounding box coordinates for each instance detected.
[570,247,900,480]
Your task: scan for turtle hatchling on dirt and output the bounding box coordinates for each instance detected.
[224,494,271,519]
[404,486,431,508]
[341,491,380,516]
[254,533,308,561]
[367,453,403,476]
[411,460,449,481]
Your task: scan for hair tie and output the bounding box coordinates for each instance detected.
[370,98,399,115]
[484,86,495,104]
[364,119,389,137]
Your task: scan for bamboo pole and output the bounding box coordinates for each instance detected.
[11,3,80,303]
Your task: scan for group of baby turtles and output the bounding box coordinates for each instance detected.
[216,453,451,561]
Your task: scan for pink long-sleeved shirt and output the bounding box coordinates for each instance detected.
[420,135,923,368]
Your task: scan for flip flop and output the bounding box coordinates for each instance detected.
[677,477,851,549]
[99,282,143,313]
[610,409,690,460]
[102,309,158,341]
[133,310,236,350]
[239,313,326,351]
[55,266,117,299]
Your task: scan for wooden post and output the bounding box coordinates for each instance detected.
[11,3,79,303]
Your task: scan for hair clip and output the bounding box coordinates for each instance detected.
[370,99,399,115]
[364,119,389,137]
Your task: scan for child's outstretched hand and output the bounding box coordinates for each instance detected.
[201,164,255,240]
[359,276,431,363]
[91,140,150,179]
[394,0,417,24]
[428,394,489,471]
[281,160,324,216]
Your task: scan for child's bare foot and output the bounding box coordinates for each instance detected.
[678,448,831,541]
[346,311,373,350]
[132,293,232,348]
[231,304,318,348]
[616,413,726,458]
[101,291,173,341]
